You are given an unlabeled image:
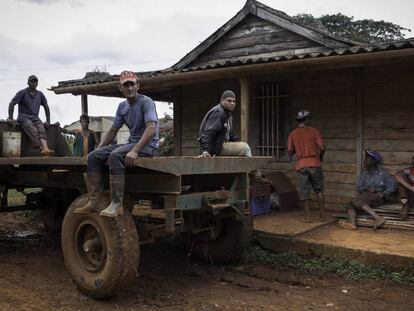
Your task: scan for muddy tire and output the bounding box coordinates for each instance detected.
[61,193,139,299]
[187,214,253,264]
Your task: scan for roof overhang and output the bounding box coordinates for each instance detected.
[52,48,414,97]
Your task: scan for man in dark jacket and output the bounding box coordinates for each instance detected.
[198,90,251,157]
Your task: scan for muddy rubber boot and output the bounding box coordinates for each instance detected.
[100,175,125,218]
[74,172,104,214]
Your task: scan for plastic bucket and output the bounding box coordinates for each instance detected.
[2,131,21,157]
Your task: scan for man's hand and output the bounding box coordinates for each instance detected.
[125,149,139,167]
[6,118,17,127]
[198,151,211,158]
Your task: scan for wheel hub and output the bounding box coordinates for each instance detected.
[75,220,107,273]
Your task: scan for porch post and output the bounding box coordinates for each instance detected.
[81,94,88,115]
[239,77,251,143]
[173,87,182,156]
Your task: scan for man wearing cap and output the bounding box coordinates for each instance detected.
[75,70,159,217]
[7,75,55,156]
[339,151,397,230]
[198,90,251,157]
[288,110,326,222]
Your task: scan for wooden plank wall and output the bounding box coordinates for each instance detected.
[261,62,414,212]
[191,15,324,67]
[179,80,240,156]
[363,62,414,175]
[262,69,358,211]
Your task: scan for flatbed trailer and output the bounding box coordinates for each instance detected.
[0,135,270,298]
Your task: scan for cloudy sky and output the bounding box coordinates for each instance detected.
[0,0,412,126]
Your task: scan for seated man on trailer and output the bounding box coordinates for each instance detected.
[75,70,159,217]
[198,90,252,158]
[339,150,397,230]
[7,75,55,156]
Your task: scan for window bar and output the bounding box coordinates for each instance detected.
[261,85,265,156]
[271,82,274,158]
[276,82,280,160]
[266,83,270,156]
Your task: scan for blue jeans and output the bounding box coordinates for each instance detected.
[87,143,155,175]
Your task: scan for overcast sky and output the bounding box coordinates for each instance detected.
[0,0,412,126]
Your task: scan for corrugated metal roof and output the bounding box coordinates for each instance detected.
[53,38,414,90]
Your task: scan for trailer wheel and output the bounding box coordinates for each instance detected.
[61,193,139,299]
[187,214,253,264]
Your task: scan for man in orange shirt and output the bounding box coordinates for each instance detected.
[288,110,326,222]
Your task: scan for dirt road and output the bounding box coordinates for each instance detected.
[0,214,413,311]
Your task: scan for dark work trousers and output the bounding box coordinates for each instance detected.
[87,143,155,175]
[20,120,47,148]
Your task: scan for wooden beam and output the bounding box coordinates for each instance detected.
[239,77,251,142]
[81,94,88,115]
[173,87,182,156]
[355,68,364,182]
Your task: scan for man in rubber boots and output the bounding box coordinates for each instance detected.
[75,70,159,217]
[7,75,55,156]
[288,110,326,222]
[339,151,397,230]
[198,90,251,158]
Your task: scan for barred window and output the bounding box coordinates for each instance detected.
[255,81,290,160]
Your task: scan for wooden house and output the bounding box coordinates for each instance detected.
[51,0,414,211]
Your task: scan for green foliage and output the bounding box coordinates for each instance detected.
[243,245,414,284]
[157,114,174,156]
[293,13,411,44]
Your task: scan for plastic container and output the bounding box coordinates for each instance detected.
[2,131,21,157]
[250,196,271,216]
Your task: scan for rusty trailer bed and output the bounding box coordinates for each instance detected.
[0,156,271,175]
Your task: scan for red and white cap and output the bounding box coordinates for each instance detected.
[119,71,137,85]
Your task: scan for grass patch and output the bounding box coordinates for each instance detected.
[243,245,414,284]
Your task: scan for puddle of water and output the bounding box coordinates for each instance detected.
[0,230,44,251]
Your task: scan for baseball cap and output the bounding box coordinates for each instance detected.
[365,150,381,163]
[119,71,137,85]
[28,75,38,82]
[295,109,311,121]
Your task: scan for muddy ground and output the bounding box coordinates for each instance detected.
[0,213,413,311]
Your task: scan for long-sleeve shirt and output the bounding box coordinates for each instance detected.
[198,104,238,155]
[357,168,397,196]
